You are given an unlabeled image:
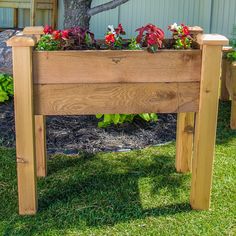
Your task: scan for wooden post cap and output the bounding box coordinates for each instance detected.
[222,46,234,52]
[7,35,37,47]
[189,26,204,34]
[23,26,44,35]
[197,34,229,46]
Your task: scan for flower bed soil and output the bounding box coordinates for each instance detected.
[0,100,176,154]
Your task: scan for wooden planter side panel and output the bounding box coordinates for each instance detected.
[34,82,200,115]
[33,50,202,84]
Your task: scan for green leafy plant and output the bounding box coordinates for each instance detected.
[105,24,126,49]
[135,24,165,53]
[227,25,236,61]
[168,23,192,49]
[96,113,158,128]
[36,25,96,51]
[227,51,236,61]
[230,39,236,49]
[0,74,14,102]
[128,38,142,50]
[36,34,61,51]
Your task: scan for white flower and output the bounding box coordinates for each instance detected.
[107,25,116,35]
[170,23,178,30]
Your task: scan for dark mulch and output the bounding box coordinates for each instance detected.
[0,100,176,154]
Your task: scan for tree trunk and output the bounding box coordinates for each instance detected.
[64,0,92,29]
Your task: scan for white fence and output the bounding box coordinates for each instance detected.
[0,0,236,39]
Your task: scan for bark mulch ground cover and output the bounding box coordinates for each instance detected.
[0,100,176,154]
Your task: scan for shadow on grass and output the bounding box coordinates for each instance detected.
[216,101,236,144]
[1,150,191,234]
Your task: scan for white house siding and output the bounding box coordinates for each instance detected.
[0,0,236,39]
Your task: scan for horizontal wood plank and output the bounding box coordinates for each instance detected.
[33,50,202,84]
[34,82,200,115]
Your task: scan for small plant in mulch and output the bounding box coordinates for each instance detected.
[96,114,158,128]
[0,74,13,103]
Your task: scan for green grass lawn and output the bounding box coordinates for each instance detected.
[0,101,236,236]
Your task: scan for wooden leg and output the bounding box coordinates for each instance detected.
[35,115,47,177]
[30,0,36,26]
[190,45,223,210]
[230,66,236,129]
[52,0,58,28]
[220,58,230,101]
[13,46,38,215]
[13,8,18,28]
[176,112,195,173]
[231,101,236,129]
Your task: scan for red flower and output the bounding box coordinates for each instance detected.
[183,26,189,35]
[115,23,125,35]
[147,33,157,46]
[43,25,53,34]
[52,30,61,40]
[105,33,115,44]
[61,30,69,39]
[136,24,164,45]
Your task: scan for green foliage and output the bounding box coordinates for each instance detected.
[128,38,142,50]
[227,25,236,61]
[113,37,124,49]
[148,45,158,53]
[227,50,236,62]
[36,35,61,51]
[230,39,236,49]
[174,37,192,50]
[0,74,14,103]
[96,113,158,128]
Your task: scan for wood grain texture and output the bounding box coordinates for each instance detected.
[197,34,229,46]
[34,82,200,115]
[13,8,18,28]
[7,35,36,47]
[33,50,202,84]
[176,112,195,173]
[51,0,58,29]
[35,115,47,177]
[12,46,38,215]
[23,26,44,35]
[191,45,223,210]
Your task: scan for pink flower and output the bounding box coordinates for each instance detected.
[52,30,61,40]
[43,25,53,34]
[61,30,69,39]
[115,23,125,35]
[147,33,158,46]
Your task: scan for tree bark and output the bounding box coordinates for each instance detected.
[88,0,129,16]
[63,0,130,29]
[64,0,92,29]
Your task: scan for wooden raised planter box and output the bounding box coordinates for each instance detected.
[7,26,228,215]
[220,47,236,129]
